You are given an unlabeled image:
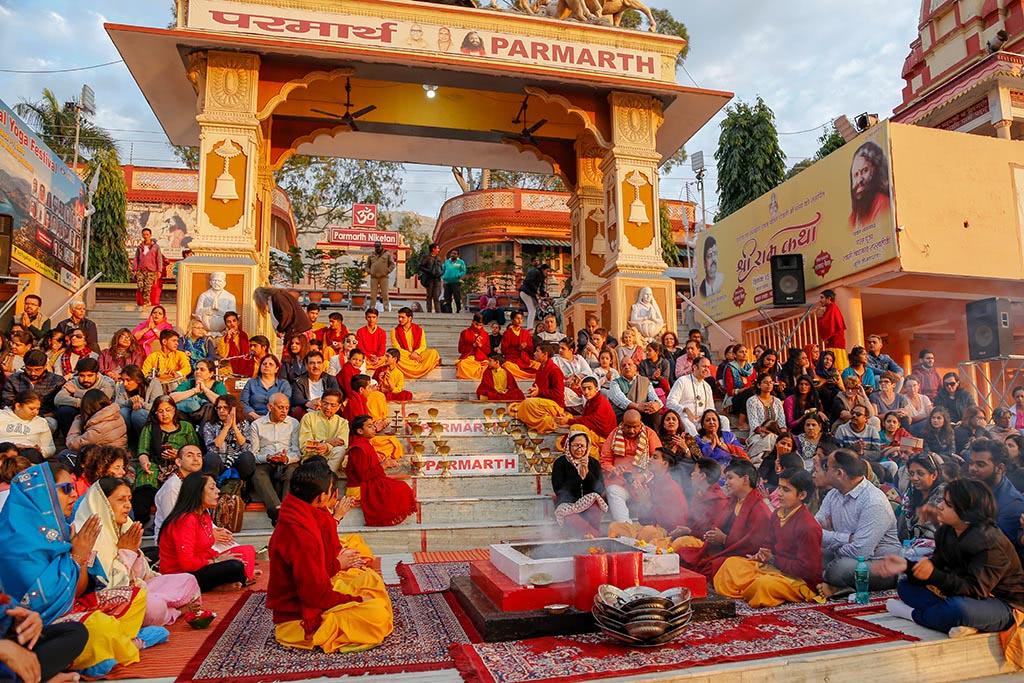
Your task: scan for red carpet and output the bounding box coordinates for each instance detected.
[397,561,471,595]
[450,606,918,683]
[177,587,479,683]
[414,549,490,563]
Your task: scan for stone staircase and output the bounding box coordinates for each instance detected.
[90,301,179,348]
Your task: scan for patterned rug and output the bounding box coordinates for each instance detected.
[734,589,898,616]
[397,561,471,595]
[450,606,918,683]
[177,587,476,683]
[414,549,490,563]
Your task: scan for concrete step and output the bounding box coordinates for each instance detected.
[414,472,553,497]
[418,494,552,524]
[405,434,516,452]
[401,400,517,419]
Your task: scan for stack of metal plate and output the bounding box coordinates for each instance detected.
[591,585,693,647]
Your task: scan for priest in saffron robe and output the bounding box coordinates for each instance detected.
[337,348,365,403]
[501,311,537,381]
[342,374,403,463]
[815,289,848,371]
[477,353,524,401]
[391,307,440,380]
[555,377,616,446]
[514,344,565,433]
[372,349,412,402]
[680,459,772,579]
[455,314,491,380]
[714,468,824,607]
[268,457,393,653]
[355,309,388,372]
[344,416,417,526]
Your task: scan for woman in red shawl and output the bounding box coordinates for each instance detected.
[344,416,417,526]
[501,311,536,380]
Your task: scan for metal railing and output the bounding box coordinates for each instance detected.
[744,307,820,352]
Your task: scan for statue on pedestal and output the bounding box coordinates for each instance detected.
[629,286,665,341]
[194,272,237,334]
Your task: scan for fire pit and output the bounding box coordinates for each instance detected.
[490,538,679,586]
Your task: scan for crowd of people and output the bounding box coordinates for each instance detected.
[0,296,427,678]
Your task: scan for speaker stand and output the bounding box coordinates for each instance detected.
[958,356,1024,413]
[756,303,817,351]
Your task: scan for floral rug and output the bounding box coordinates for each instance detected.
[450,606,918,683]
[397,561,471,595]
[177,587,477,683]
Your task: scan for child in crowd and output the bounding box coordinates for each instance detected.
[477,353,524,401]
[671,458,731,551]
[373,349,412,402]
[268,457,393,653]
[344,416,417,526]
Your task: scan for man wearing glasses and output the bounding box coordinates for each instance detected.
[933,372,977,424]
[966,439,1024,561]
[0,350,64,431]
[834,407,888,479]
[297,389,349,476]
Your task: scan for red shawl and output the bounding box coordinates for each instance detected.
[342,392,370,424]
[267,494,356,631]
[394,324,424,352]
[225,331,253,377]
[688,484,733,538]
[322,326,349,353]
[817,302,847,349]
[356,326,387,359]
[344,435,417,526]
[770,505,823,587]
[337,362,361,401]
[502,327,534,368]
[638,474,689,531]
[533,359,565,407]
[569,393,617,437]
[691,491,772,579]
[458,326,491,361]
[476,368,524,400]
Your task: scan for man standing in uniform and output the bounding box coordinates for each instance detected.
[365,241,396,312]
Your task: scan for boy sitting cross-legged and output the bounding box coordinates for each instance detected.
[267,456,394,653]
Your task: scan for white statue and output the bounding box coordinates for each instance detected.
[629,286,665,341]
[194,271,237,334]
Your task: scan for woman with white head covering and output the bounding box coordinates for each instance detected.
[551,429,607,537]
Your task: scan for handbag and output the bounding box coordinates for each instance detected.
[213,478,245,533]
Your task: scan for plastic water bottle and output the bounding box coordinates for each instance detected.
[854,556,870,604]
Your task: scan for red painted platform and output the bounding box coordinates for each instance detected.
[469,560,707,613]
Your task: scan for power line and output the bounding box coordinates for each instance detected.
[0,59,124,74]
[777,121,830,135]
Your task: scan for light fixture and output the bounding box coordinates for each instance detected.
[423,84,438,99]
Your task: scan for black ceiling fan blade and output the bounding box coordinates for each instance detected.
[526,119,548,135]
[350,104,377,119]
[346,118,360,132]
[310,107,344,120]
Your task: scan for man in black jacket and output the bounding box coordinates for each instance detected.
[417,243,444,313]
[519,263,551,329]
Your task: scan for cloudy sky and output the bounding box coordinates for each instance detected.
[0,0,922,218]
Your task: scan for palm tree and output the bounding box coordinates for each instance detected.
[14,88,117,165]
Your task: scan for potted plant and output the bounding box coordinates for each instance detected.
[304,248,327,302]
[325,250,346,303]
[343,265,367,307]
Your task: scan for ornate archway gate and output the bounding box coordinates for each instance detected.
[108,0,731,337]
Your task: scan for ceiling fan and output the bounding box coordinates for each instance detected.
[492,96,548,144]
[310,78,377,132]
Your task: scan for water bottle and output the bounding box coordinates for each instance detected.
[899,540,912,583]
[854,556,870,605]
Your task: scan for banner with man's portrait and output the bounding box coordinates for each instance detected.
[695,121,898,320]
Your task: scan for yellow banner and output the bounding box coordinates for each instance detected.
[695,122,897,320]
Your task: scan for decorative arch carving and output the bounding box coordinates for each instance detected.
[257,66,355,120]
[269,122,355,171]
[503,138,576,191]
[525,86,612,150]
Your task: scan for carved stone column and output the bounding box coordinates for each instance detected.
[595,92,677,341]
[176,50,271,339]
[564,136,607,337]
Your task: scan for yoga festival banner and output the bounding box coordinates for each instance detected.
[695,121,898,321]
[0,98,86,290]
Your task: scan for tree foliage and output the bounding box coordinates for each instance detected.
[659,201,681,267]
[451,167,565,193]
[619,6,690,67]
[714,97,786,221]
[15,89,117,164]
[85,148,132,282]
[170,145,199,169]
[784,123,847,179]
[274,156,405,234]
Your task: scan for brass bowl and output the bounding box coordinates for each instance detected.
[544,603,570,615]
[428,408,439,418]
[624,620,668,639]
[407,412,419,421]
[496,407,507,417]
[483,408,494,418]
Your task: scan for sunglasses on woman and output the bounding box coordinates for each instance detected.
[55,482,75,496]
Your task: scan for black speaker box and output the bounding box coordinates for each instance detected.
[966,297,1013,361]
[770,254,805,306]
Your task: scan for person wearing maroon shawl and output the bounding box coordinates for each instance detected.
[372,349,412,402]
[634,448,689,531]
[337,349,364,403]
[515,344,565,433]
[355,310,388,371]
[455,314,491,380]
[556,377,616,443]
[214,311,253,377]
[268,457,393,652]
[501,311,536,380]
[683,459,772,579]
[344,416,417,526]
[321,314,350,357]
[673,458,738,557]
[476,353,525,401]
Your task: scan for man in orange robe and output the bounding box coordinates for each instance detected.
[456,314,491,380]
[391,307,440,379]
